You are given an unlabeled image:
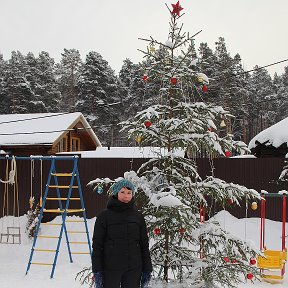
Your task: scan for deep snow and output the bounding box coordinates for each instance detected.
[0,211,287,288]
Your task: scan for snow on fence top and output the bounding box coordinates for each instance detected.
[59,146,185,158]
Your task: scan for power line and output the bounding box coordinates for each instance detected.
[238,58,288,76]
[211,58,288,81]
[0,125,120,137]
[0,128,74,136]
[0,112,72,126]
[0,120,116,137]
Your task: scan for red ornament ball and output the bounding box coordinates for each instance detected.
[154,228,161,235]
[247,273,253,280]
[144,120,152,128]
[202,85,208,92]
[223,257,230,263]
[170,77,177,85]
[142,74,148,82]
[179,228,186,235]
[225,151,231,157]
[250,258,257,265]
[227,198,233,205]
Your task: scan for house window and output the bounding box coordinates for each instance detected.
[71,137,80,151]
[57,136,68,152]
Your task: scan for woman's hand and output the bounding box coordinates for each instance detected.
[93,271,104,288]
[141,271,152,288]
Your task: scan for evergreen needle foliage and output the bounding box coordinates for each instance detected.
[76,267,95,288]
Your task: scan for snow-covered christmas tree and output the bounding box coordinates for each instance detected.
[78,2,261,287]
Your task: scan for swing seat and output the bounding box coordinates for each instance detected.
[258,249,287,282]
[0,227,21,244]
[257,249,287,270]
[261,273,284,283]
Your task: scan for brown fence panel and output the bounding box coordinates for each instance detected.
[203,158,287,221]
[0,157,286,222]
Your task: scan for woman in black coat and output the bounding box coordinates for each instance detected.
[92,179,152,288]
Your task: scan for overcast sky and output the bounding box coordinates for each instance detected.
[0,0,287,76]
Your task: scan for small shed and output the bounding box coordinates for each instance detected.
[0,112,101,156]
[248,117,288,157]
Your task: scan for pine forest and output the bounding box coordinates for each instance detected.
[0,25,288,148]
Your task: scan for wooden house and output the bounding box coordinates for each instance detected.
[0,112,101,156]
[248,117,288,157]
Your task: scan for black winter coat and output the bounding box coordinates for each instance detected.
[92,197,152,272]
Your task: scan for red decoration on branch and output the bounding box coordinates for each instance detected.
[247,273,253,280]
[144,120,152,128]
[227,198,233,205]
[142,74,148,82]
[171,1,183,16]
[202,85,208,92]
[225,151,231,157]
[250,258,257,265]
[223,257,230,263]
[154,228,161,235]
[170,77,177,85]
[179,228,186,235]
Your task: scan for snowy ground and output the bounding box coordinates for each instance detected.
[0,211,287,288]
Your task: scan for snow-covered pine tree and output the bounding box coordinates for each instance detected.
[119,58,143,119]
[247,66,275,137]
[25,52,47,113]
[34,51,61,112]
[75,51,121,145]
[119,56,163,122]
[0,53,5,77]
[274,66,288,122]
[0,51,39,114]
[57,48,82,112]
[77,2,261,287]
[0,54,7,111]
[26,197,40,239]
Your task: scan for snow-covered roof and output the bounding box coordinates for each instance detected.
[58,146,185,158]
[0,112,101,146]
[248,117,288,150]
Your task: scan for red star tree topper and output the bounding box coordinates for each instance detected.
[171,1,183,16]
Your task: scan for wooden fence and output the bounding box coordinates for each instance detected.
[0,157,287,222]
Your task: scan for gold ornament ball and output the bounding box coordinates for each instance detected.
[251,202,258,210]
[220,119,226,128]
[164,59,171,65]
[197,76,204,83]
[135,136,142,144]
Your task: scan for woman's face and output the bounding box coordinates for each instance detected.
[117,187,133,203]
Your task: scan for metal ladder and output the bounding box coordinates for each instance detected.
[25,156,92,278]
